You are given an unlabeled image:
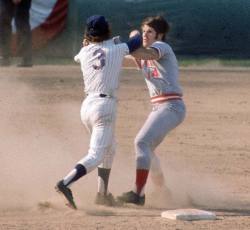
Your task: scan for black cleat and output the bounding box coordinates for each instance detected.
[117,191,145,206]
[55,180,77,210]
[95,192,117,206]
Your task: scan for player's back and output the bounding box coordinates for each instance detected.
[75,39,129,96]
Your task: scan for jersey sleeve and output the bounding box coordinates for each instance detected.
[74,52,81,63]
[112,36,122,44]
[113,34,142,53]
[126,34,142,53]
[116,43,130,56]
[74,48,85,63]
[150,41,171,59]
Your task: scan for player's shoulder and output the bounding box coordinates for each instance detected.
[151,41,174,57]
[105,38,129,53]
[81,43,102,55]
[74,44,96,61]
[104,38,126,48]
[152,41,171,49]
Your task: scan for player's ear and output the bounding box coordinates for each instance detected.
[156,33,164,41]
[82,38,89,47]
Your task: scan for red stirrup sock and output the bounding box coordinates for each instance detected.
[135,169,149,196]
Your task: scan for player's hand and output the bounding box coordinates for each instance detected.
[113,36,121,44]
[82,39,89,47]
[129,30,140,38]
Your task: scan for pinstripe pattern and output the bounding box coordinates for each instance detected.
[78,88,116,172]
[75,39,129,96]
[74,39,129,173]
[61,38,130,197]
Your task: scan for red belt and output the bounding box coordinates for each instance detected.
[151,93,182,104]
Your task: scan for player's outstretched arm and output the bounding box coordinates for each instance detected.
[113,36,121,44]
[123,30,142,68]
[126,34,142,53]
[128,29,159,61]
[131,47,159,60]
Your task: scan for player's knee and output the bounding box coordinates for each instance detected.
[135,136,150,152]
[92,151,105,165]
[135,137,152,169]
[136,154,151,169]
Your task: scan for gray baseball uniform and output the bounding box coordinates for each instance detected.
[136,41,186,170]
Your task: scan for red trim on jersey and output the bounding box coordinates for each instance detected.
[143,60,160,79]
[151,93,182,104]
[149,60,159,78]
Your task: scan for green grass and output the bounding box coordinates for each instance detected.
[178,56,250,68]
[219,59,250,67]
[178,57,214,67]
[27,56,250,68]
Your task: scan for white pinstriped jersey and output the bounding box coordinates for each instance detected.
[74,39,129,97]
[140,41,183,98]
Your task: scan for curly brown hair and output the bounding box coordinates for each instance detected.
[141,15,170,41]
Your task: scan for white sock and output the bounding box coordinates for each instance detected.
[63,168,77,187]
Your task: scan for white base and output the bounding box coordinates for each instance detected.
[161,209,216,221]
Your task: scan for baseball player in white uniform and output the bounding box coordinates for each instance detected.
[55,15,142,209]
[117,16,186,206]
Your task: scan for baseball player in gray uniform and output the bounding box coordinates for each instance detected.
[55,15,142,209]
[117,15,186,205]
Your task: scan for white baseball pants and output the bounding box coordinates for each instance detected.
[77,94,117,173]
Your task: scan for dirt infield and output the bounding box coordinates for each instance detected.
[0,64,250,229]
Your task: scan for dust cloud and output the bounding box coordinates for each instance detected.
[0,75,92,209]
[0,68,249,213]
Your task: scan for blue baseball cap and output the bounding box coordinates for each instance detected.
[86,15,109,37]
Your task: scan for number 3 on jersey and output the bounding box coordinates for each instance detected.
[93,48,105,70]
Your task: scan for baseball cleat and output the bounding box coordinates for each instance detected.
[55,180,77,210]
[117,191,145,206]
[95,192,117,207]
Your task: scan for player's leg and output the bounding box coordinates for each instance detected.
[95,138,117,206]
[97,139,116,195]
[55,99,91,209]
[59,119,113,187]
[56,122,113,209]
[134,101,185,194]
[118,100,185,205]
[56,98,116,208]
[56,100,92,188]
[15,0,32,66]
[150,153,165,187]
[94,100,117,197]
[116,112,156,205]
[0,0,14,66]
